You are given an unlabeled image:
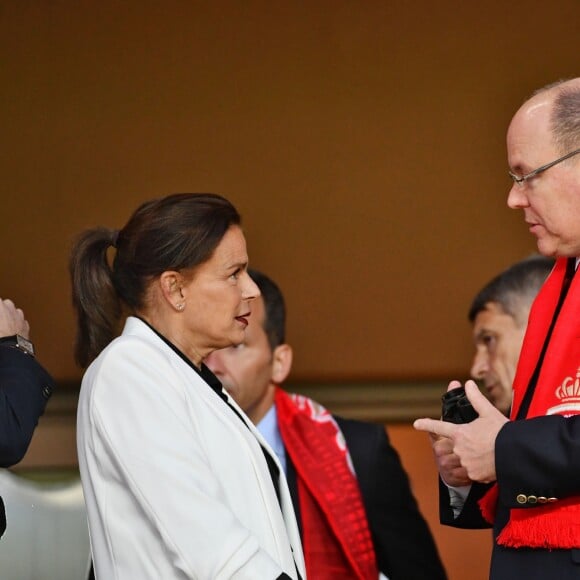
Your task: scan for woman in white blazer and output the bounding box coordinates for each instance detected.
[70,193,305,580]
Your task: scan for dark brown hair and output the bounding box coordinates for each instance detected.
[468,255,554,326]
[70,193,241,367]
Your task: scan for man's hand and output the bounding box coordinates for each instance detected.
[0,298,30,339]
[430,430,471,487]
[414,380,509,483]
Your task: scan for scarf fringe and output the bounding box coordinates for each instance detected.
[497,507,580,549]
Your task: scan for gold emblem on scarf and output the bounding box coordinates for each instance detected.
[548,367,580,415]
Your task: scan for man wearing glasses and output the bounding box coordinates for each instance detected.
[415,77,580,579]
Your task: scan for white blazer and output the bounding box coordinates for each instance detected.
[77,317,305,580]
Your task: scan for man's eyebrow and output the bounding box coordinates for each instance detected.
[508,153,529,172]
[474,328,494,340]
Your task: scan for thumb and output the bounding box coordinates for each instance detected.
[446,379,462,392]
[464,379,495,416]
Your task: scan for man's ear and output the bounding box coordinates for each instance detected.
[159,271,184,309]
[271,344,293,384]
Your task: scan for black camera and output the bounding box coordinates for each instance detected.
[441,386,478,424]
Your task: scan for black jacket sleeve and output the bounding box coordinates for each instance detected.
[0,344,53,467]
[496,414,580,508]
[439,477,493,529]
[337,417,447,580]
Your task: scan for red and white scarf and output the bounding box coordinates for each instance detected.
[275,387,378,579]
[479,257,580,548]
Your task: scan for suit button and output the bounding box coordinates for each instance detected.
[516,494,527,504]
[528,495,538,504]
[537,497,548,504]
[548,497,558,503]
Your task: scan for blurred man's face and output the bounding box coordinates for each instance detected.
[470,302,527,416]
[204,296,276,424]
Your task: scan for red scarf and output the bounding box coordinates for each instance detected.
[479,258,580,548]
[274,388,378,579]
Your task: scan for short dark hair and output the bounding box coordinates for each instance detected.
[70,193,240,367]
[468,255,554,325]
[248,269,286,350]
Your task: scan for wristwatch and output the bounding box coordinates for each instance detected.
[0,334,35,356]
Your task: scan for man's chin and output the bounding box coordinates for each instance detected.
[490,394,511,416]
[535,237,560,258]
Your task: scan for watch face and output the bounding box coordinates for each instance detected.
[16,335,34,356]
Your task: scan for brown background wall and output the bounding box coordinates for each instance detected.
[2,2,578,579]
[3,0,577,384]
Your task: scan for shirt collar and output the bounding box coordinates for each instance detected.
[257,405,287,473]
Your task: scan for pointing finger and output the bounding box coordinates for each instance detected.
[413,417,455,439]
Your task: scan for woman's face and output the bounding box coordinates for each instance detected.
[177,225,260,362]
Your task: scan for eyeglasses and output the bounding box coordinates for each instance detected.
[508,148,580,186]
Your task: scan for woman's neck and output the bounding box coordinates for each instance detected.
[135,312,204,368]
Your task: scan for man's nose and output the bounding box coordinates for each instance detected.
[507,183,528,209]
[470,352,489,380]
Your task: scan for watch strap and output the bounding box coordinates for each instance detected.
[0,334,35,356]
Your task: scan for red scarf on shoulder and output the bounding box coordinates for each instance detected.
[479,258,580,548]
[275,388,378,579]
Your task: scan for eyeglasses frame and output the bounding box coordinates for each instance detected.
[509,148,580,186]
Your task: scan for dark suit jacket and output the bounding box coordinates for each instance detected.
[286,416,447,580]
[0,344,53,535]
[439,416,580,579]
